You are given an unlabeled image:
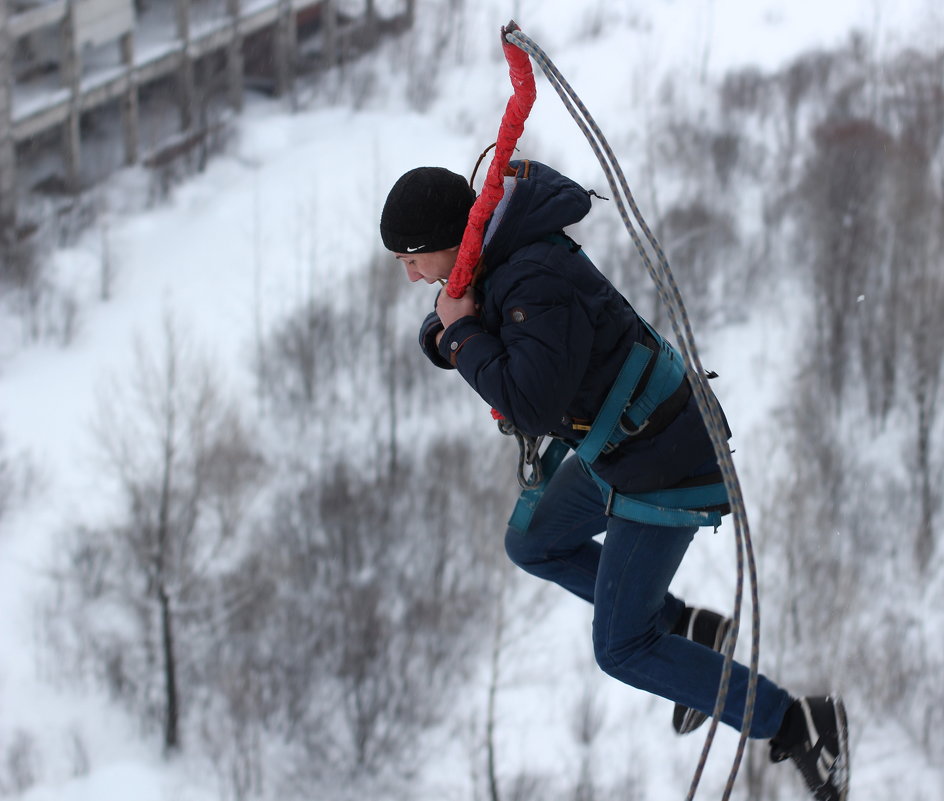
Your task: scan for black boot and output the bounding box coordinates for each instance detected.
[670,606,733,735]
[770,695,850,801]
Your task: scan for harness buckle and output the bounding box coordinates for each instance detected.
[619,415,650,438]
[605,486,616,517]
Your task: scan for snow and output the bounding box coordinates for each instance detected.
[19,761,218,801]
[1,1,940,799]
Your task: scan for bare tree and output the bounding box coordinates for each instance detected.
[799,117,893,402]
[255,298,340,415]
[658,200,739,329]
[570,678,605,801]
[903,258,944,567]
[54,314,265,753]
[882,53,944,565]
[0,430,13,527]
[0,730,40,796]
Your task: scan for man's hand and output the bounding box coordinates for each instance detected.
[436,287,477,330]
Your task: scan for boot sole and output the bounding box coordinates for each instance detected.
[831,695,850,801]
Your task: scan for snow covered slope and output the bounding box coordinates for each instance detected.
[1,1,939,799]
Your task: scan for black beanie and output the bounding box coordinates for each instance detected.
[380,167,476,254]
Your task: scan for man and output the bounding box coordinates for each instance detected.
[380,160,849,801]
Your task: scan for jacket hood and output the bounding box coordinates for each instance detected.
[482,160,592,267]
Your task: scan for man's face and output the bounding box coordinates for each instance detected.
[395,247,459,284]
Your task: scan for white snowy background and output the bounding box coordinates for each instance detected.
[1,1,942,800]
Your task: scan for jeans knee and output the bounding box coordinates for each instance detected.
[592,624,656,680]
[504,526,540,570]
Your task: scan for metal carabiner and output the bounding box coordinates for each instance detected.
[498,419,545,490]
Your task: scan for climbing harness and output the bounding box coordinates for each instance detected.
[463,21,763,801]
[503,313,729,534]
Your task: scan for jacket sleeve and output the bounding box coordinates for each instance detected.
[419,310,453,370]
[437,262,595,436]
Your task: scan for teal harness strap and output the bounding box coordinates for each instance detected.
[507,317,728,532]
[585,463,724,528]
[624,326,685,430]
[575,321,687,465]
[574,342,651,463]
[507,438,571,533]
[610,320,686,442]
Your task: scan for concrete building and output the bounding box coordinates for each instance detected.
[0,0,413,239]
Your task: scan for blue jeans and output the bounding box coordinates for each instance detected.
[504,455,791,738]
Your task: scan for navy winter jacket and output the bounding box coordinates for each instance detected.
[422,160,724,494]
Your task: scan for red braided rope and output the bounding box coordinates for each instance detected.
[446,21,536,299]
